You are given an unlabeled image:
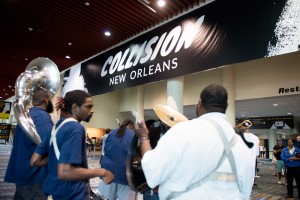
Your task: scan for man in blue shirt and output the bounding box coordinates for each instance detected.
[31,90,114,200]
[5,89,54,200]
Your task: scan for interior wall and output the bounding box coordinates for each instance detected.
[234,51,300,100]
[183,67,223,105]
[86,127,105,142]
[143,81,167,109]
[86,90,122,129]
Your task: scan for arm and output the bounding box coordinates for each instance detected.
[57,163,114,184]
[280,148,289,162]
[134,120,152,156]
[30,152,48,167]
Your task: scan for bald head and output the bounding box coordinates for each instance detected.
[196,84,228,116]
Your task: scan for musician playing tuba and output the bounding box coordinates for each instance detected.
[5,89,54,200]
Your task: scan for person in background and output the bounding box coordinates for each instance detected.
[259,143,265,158]
[99,119,137,200]
[281,139,300,198]
[273,139,286,184]
[30,90,114,200]
[134,84,256,199]
[297,136,300,148]
[272,156,277,176]
[86,133,94,152]
[5,89,54,200]
[235,118,260,186]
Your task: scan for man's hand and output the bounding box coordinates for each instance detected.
[134,120,149,139]
[102,169,114,184]
[134,120,152,156]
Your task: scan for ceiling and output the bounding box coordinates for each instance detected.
[0,0,205,98]
[1,0,300,129]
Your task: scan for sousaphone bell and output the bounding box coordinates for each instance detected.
[14,57,60,144]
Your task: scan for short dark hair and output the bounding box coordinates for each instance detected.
[200,84,228,112]
[64,90,91,114]
[32,89,51,106]
[105,128,112,134]
[237,118,246,124]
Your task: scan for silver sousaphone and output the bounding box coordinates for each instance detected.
[126,104,189,193]
[14,57,60,144]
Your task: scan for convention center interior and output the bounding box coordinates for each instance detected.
[1,0,300,199]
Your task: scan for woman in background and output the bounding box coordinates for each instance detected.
[281,139,300,198]
[99,119,137,200]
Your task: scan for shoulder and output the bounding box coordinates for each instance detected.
[30,107,51,118]
[249,133,259,141]
[125,128,135,135]
[57,119,84,133]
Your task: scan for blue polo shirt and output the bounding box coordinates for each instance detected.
[5,107,53,184]
[35,118,88,200]
[101,128,135,185]
[281,147,300,168]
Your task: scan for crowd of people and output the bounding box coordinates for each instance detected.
[4,84,300,199]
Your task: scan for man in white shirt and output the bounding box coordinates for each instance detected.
[134,84,256,200]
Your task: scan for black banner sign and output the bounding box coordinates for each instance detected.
[62,0,298,96]
[247,116,294,129]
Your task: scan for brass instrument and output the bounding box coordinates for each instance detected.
[14,57,60,144]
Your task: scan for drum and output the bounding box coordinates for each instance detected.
[126,119,168,193]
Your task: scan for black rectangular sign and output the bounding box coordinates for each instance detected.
[62,0,298,96]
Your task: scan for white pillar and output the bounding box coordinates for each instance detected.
[136,85,145,120]
[222,66,235,126]
[268,129,277,159]
[166,76,184,113]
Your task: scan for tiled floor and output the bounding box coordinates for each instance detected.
[88,151,298,200]
[1,146,298,200]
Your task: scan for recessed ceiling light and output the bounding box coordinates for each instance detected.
[28,27,33,31]
[104,31,111,36]
[157,0,165,7]
[273,103,278,106]
[66,55,70,59]
[287,112,292,115]
[25,58,28,61]
[85,2,90,6]
[68,42,72,46]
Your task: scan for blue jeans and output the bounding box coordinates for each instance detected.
[14,183,47,200]
[143,190,159,200]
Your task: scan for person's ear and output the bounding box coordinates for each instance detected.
[72,103,78,113]
[44,98,49,105]
[196,100,201,117]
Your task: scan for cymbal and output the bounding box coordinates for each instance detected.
[153,104,188,127]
